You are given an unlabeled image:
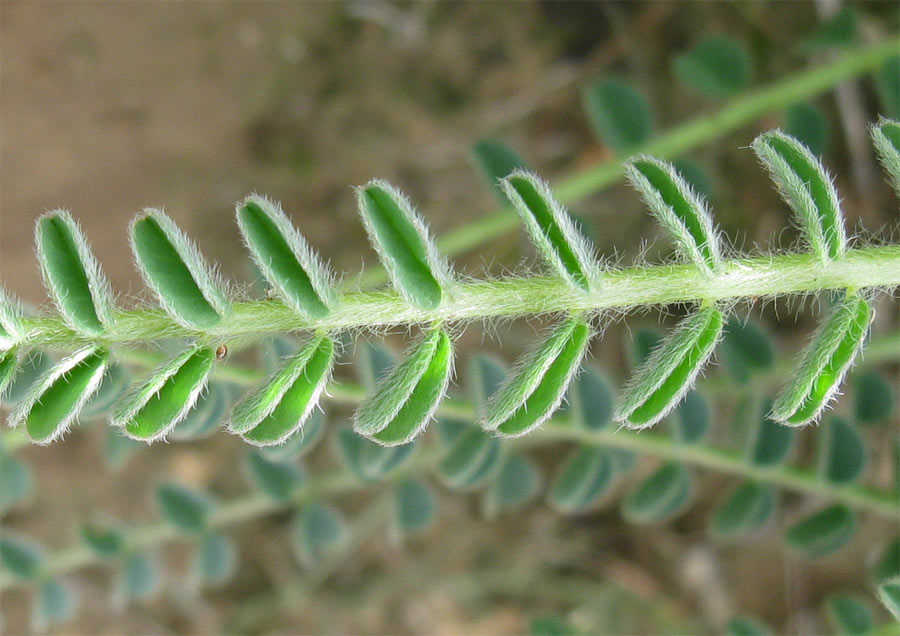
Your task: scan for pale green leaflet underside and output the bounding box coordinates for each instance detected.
[871,118,900,197]
[502,171,596,292]
[752,130,845,262]
[354,328,453,446]
[626,157,722,274]
[482,317,591,438]
[229,335,334,446]
[357,181,452,311]
[130,210,229,330]
[236,195,334,320]
[772,293,872,426]
[10,347,109,444]
[617,306,724,429]
[113,346,215,442]
[36,211,114,337]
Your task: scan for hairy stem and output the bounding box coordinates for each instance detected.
[18,246,900,349]
[356,36,900,288]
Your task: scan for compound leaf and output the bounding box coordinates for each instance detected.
[582,77,654,153]
[548,446,616,514]
[752,130,845,261]
[484,317,591,437]
[622,462,693,524]
[710,481,775,540]
[230,335,334,446]
[785,504,856,557]
[354,327,453,446]
[156,482,214,534]
[626,156,722,273]
[10,346,109,444]
[617,307,724,429]
[113,346,215,442]
[35,210,114,336]
[674,35,752,98]
[819,416,866,485]
[356,180,453,310]
[502,171,597,292]
[130,209,229,329]
[236,194,335,319]
[772,292,872,426]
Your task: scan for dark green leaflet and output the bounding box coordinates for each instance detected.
[471,138,529,200]
[749,401,794,467]
[357,182,447,310]
[119,347,215,441]
[236,196,332,319]
[784,504,856,557]
[393,479,438,537]
[824,595,873,636]
[622,462,693,524]
[81,522,125,557]
[582,77,654,153]
[244,450,305,501]
[36,212,110,335]
[438,427,502,491]
[819,416,866,485]
[503,173,594,292]
[709,481,775,539]
[567,365,614,431]
[130,211,226,329]
[19,348,109,444]
[674,35,752,98]
[483,452,541,517]
[156,482,213,533]
[548,446,616,514]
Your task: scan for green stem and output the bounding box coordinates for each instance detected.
[355,36,900,288]
[2,403,896,592]
[18,246,900,349]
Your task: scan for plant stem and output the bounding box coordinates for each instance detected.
[18,246,900,349]
[2,403,896,592]
[355,36,900,288]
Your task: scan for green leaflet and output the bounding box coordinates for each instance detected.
[354,328,454,446]
[392,479,438,538]
[567,365,614,431]
[334,428,416,483]
[169,381,229,440]
[356,180,453,310]
[772,293,872,426]
[785,504,856,557]
[81,521,125,557]
[0,287,23,351]
[191,532,237,589]
[871,118,900,197]
[530,616,577,636]
[156,482,214,534]
[673,390,711,444]
[482,452,541,518]
[114,551,161,607]
[749,401,795,467]
[356,339,397,391]
[581,77,654,153]
[438,427,502,491]
[547,446,616,514]
[674,35,752,98]
[803,6,858,50]
[471,138,529,200]
[709,481,775,540]
[622,462,693,524]
[0,533,44,579]
[785,102,829,157]
[81,363,130,420]
[113,346,215,442]
[502,172,597,292]
[725,616,773,636]
[752,130,845,262]
[229,335,334,446]
[2,350,53,407]
[130,209,229,329]
[0,452,33,513]
[626,157,722,273]
[483,317,591,437]
[104,427,143,470]
[0,349,17,398]
[617,307,724,429]
[877,57,900,119]
[35,210,114,336]
[671,158,714,199]
[244,449,305,500]
[10,346,109,444]
[824,595,873,636]
[721,319,774,383]
[259,410,326,462]
[32,578,77,633]
[819,416,866,485]
[878,577,900,621]
[469,354,508,419]
[293,502,347,568]
[236,195,335,319]
[854,370,895,424]
[873,538,900,582]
